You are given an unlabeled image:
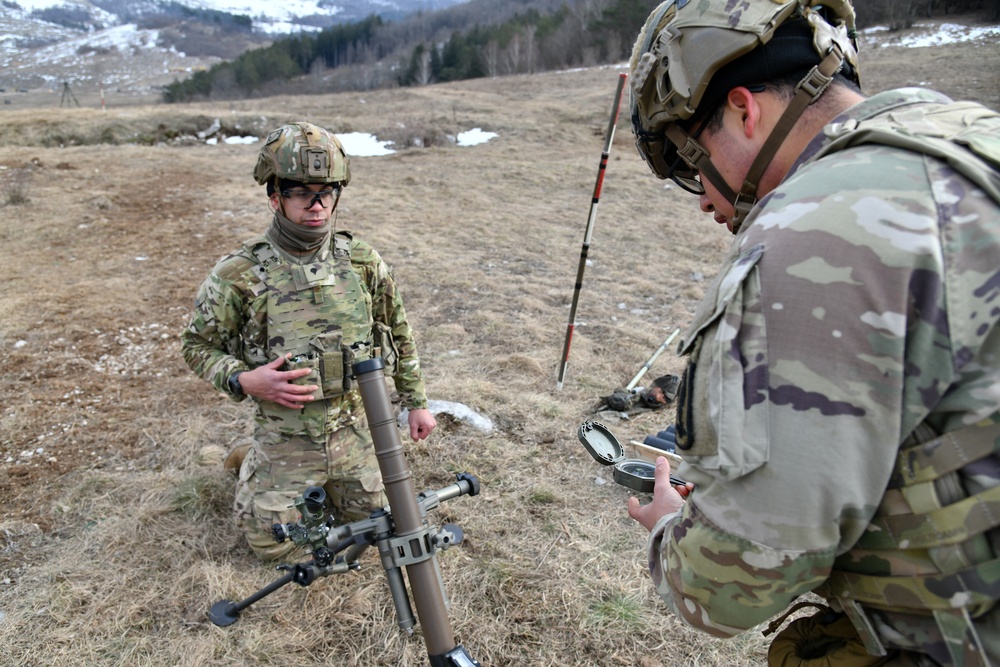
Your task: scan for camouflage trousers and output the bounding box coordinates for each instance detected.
[234,417,387,561]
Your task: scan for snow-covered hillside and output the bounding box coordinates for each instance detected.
[0,0,468,94]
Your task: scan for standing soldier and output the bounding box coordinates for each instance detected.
[624,1,1000,665]
[182,122,436,560]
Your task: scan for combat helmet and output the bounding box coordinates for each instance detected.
[253,121,351,189]
[629,0,859,230]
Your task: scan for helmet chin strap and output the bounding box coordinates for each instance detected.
[667,46,846,234]
[270,176,290,219]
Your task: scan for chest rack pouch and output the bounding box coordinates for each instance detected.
[288,331,377,399]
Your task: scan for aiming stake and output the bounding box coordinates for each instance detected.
[556,72,627,390]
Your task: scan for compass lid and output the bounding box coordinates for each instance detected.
[577,420,624,467]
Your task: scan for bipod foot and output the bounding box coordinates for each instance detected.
[208,599,241,627]
[207,569,295,627]
[430,645,481,667]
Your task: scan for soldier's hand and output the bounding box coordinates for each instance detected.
[240,354,318,409]
[408,408,436,441]
[627,456,691,532]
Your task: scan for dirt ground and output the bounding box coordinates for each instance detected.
[0,16,997,667]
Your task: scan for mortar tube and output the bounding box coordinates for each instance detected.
[353,358,457,657]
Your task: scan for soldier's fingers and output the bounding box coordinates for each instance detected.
[279,368,315,380]
[627,496,643,522]
[267,353,293,369]
[277,388,315,402]
[654,456,673,485]
[275,390,313,405]
[282,381,317,394]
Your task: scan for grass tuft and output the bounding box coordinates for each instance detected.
[170,474,232,519]
[2,168,30,206]
[587,593,646,628]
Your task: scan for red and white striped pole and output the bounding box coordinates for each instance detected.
[556,72,627,390]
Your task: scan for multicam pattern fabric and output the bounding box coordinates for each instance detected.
[647,90,1000,665]
[253,121,351,187]
[182,229,427,416]
[182,229,427,560]
[234,418,386,561]
[245,234,375,438]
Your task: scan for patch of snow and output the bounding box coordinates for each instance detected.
[863,22,1000,48]
[456,128,498,147]
[336,132,395,156]
[398,400,495,434]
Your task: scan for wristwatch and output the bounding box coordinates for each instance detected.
[227,371,245,396]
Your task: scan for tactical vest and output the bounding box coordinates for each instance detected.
[244,232,376,432]
[808,95,1000,666]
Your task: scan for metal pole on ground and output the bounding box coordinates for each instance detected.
[625,328,680,391]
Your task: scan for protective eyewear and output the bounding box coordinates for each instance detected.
[663,116,713,195]
[280,187,339,209]
[666,156,704,194]
[633,117,705,195]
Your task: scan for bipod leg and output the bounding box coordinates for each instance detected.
[337,540,369,568]
[208,570,294,627]
[383,564,417,634]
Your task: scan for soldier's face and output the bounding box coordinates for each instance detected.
[694,86,792,234]
[695,128,743,234]
[270,183,333,227]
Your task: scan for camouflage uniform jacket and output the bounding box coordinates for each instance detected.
[648,89,1000,654]
[181,229,428,436]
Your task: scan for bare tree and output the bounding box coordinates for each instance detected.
[504,33,522,74]
[415,47,432,85]
[524,25,538,74]
[210,67,238,100]
[886,0,917,30]
[484,39,500,78]
[604,32,622,64]
[309,57,327,84]
[539,18,584,70]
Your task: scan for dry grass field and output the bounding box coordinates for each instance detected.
[0,18,997,667]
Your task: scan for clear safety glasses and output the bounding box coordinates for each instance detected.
[280,187,340,209]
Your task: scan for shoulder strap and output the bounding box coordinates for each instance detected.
[333,230,353,259]
[817,99,1000,204]
[240,236,282,296]
[244,236,282,270]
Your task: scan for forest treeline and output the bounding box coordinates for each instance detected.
[162,0,999,103]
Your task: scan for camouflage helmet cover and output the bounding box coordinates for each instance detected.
[253,121,351,187]
[629,0,859,180]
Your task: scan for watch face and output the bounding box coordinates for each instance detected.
[229,373,242,394]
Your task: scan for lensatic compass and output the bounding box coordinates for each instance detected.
[577,420,685,493]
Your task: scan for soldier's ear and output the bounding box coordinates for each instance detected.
[725,86,761,140]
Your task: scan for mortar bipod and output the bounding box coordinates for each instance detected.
[207,474,478,627]
[209,356,482,667]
